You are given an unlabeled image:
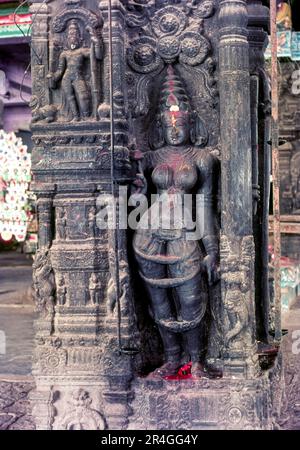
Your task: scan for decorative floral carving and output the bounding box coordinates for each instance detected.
[127,3,211,72]
[127,37,164,74]
[130,377,271,430]
[228,406,243,424]
[151,6,188,38]
[179,32,210,66]
[188,0,214,19]
[37,347,67,374]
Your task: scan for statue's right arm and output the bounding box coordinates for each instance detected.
[130,150,153,197]
[53,53,66,82]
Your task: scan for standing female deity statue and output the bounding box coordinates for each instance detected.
[132,65,220,378]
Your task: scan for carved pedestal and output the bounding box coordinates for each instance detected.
[130,372,279,430]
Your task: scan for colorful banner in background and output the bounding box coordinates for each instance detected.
[0,5,31,38]
[265,31,300,60]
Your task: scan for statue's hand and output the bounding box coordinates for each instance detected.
[203,254,219,286]
[226,329,235,342]
[86,26,99,45]
[90,35,99,45]
[47,73,55,89]
[133,173,147,195]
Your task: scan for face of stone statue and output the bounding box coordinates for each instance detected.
[68,29,80,50]
[162,122,190,146]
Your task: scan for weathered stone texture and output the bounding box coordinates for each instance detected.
[0,379,35,430]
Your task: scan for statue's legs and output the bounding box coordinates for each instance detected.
[73,79,90,118]
[133,232,181,366]
[168,239,208,367]
[61,77,79,119]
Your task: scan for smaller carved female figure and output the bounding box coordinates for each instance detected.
[89,273,101,305]
[57,274,67,306]
[56,208,67,240]
[48,20,103,121]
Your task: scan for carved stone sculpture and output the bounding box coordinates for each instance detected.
[47,19,102,120]
[57,274,67,306]
[54,389,105,430]
[29,0,282,431]
[132,65,220,378]
[32,249,56,336]
[56,208,67,240]
[89,273,101,305]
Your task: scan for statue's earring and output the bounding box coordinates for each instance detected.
[149,114,165,149]
[190,111,208,148]
[190,115,196,145]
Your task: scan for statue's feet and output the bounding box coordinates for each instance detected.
[191,362,209,378]
[204,363,223,379]
[150,361,182,378]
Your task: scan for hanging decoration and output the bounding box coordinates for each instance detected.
[0,130,32,242]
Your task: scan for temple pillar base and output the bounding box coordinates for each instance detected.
[128,360,283,430]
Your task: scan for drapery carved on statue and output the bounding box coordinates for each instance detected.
[48,7,104,122]
[131,65,221,378]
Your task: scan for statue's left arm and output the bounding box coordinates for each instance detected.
[196,150,220,285]
[94,37,103,60]
[86,27,104,60]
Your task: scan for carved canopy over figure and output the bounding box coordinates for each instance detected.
[48,19,103,121]
[132,65,220,378]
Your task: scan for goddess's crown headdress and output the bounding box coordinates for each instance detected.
[67,19,81,36]
[159,65,191,126]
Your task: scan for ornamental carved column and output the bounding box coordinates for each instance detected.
[29,0,134,430]
[219,0,258,377]
[247,1,271,344]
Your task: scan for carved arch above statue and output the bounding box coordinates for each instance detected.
[52,7,103,33]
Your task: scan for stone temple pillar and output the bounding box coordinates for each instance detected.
[30,0,134,430]
[219,0,258,378]
[29,0,283,430]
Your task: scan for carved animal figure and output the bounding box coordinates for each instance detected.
[30,96,57,123]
